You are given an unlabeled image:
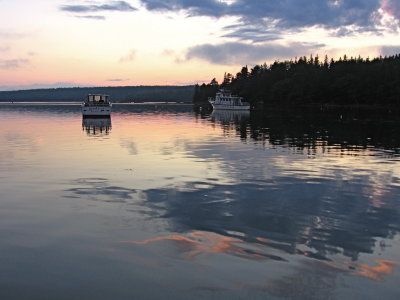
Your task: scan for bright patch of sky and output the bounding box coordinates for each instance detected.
[0,0,399,90]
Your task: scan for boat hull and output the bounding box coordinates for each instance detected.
[82,105,112,116]
[211,104,250,110]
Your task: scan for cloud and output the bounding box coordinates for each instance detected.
[75,15,106,20]
[184,42,324,65]
[380,45,400,56]
[119,49,136,62]
[0,59,30,70]
[140,0,228,17]
[222,23,281,43]
[60,1,137,13]
[381,0,400,19]
[139,0,392,41]
[107,78,130,82]
[140,0,381,27]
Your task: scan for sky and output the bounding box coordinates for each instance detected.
[0,0,400,90]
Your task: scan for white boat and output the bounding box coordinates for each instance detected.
[208,90,250,110]
[82,94,112,116]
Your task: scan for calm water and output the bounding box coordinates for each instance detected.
[0,104,399,299]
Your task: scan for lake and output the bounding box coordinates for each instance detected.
[0,103,399,299]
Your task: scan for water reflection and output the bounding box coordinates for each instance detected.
[134,178,399,263]
[66,178,137,203]
[0,103,80,115]
[64,106,400,277]
[1,104,400,299]
[348,259,400,282]
[82,117,111,136]
[210,110,250,125]
[201,107,400,155]
[124,231,286,262]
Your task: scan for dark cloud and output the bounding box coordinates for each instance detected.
[380,45,400,56]
[222,23,281,43]
[0,59,30,70]
[60,1,136,13]
[139,0,389,41]
[139,0,227,16]
[332,24,382,37]
[184,42,324,65]
[140,0,381,28]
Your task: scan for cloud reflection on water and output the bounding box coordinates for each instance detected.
[65,178,138,203]
[136,177,399,262]
[123,231,286,262]
[349,259,400,282]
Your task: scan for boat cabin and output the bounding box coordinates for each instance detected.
[84,94,110,105]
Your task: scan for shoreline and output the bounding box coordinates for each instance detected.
[0,102,193,106]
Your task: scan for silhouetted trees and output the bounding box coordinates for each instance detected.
[192,78,219,106]
[0,86,195,103]
[194,53,400,106]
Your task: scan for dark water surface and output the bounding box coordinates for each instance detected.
[0,104,399,299]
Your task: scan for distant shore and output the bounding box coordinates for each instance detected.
[0,101,193,106]
[0,85,195,103]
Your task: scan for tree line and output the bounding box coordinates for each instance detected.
[193,53,400,106]
[0,86,194,102]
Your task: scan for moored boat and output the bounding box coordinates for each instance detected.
[82,94,112,116]
[208,90,250,110]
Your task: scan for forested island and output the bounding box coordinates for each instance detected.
[0,85,194,103]
[193,54,400,107]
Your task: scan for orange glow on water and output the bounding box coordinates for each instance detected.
[124,231,284,261]
[129,231,400,282]
[349,259,400,281]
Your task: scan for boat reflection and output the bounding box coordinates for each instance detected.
[82,116,111,136]
[210,110,250,139]
[210,109,250,125]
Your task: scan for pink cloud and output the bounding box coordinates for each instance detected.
[381,0,400,19]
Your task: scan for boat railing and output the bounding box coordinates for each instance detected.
[83,101,110,106]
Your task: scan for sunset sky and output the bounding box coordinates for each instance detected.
[1,0,400,90]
